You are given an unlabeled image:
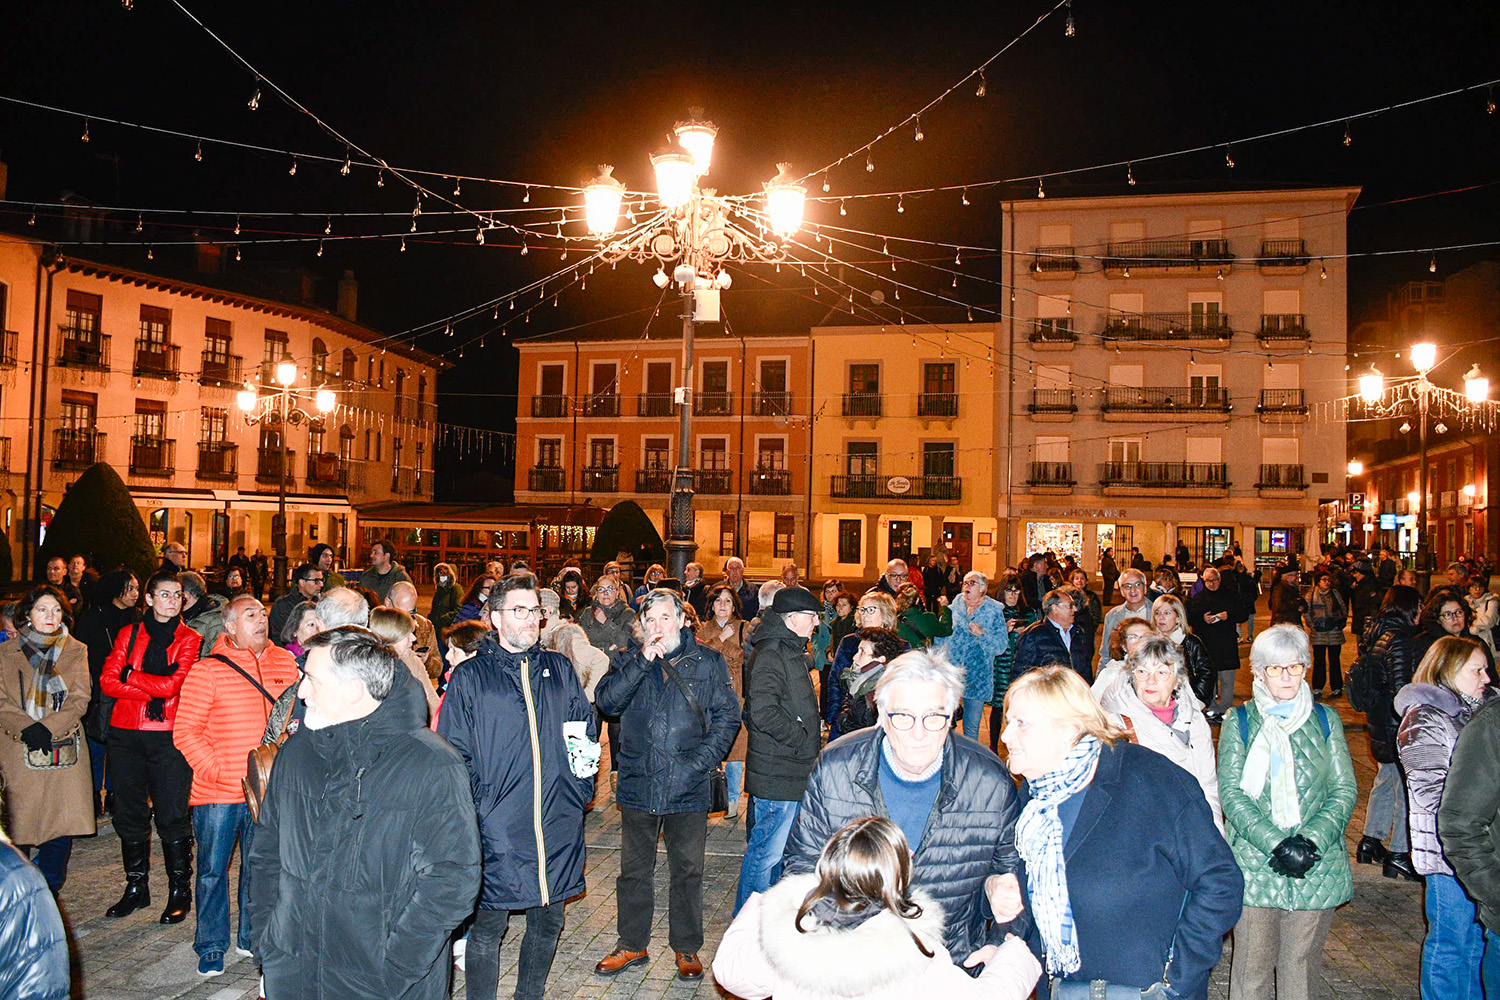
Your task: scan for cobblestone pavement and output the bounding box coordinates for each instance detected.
[54,612,1424,999]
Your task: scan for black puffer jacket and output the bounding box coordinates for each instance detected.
[744,614,821,802]
[594,628,740,814]
[0,841,68,1000]
[437,635,596,911]
[1362,609,1417,763]
[248,691,482,1000]
[1180,631,1216,706]
[782,728,1025,961]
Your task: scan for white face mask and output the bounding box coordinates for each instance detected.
[437,575,450,585]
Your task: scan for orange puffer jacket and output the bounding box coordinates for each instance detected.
[99,620,203,732]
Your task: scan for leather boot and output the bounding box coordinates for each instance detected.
[1383,852,1422,882]
[159,838,193,924]
[1356,836,1388,865]
[105,840,151,918]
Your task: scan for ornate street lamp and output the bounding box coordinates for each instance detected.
[584,109,805,579]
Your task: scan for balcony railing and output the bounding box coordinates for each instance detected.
[528,466,566,492]
[1029,389,1077,413]
[531,394,569,418]
[196,442,238,481]
[830,474,962,501]
[753,390,792,416]
[1030,319,1077,344]
[1033,246,1081,272]
[637,392,674,417]
[1256,464,1308,489]
[1027,462,1075,486]
[129,436,176,476]
[1102,386,1230,413]
[695,469,735,494]
[1103,239,1234,270]
[1100,462,1229,488]
[0,438,9,477]
[1258,314,1310,341]
[53,429,105,469]
[306,453,350,490]
[917,392,959,418]
[58,329,110,369]
[579,466,619,492]
[200,352,243,388]
[581,393,620,418]
[1102,313,1233,342]
[133,343,181,379]
[694,391,733,416]
[1259,239,1309,265]
[748,468,792,495]
[0,330,17,366]
[1257,389,1308,413]
[635,468,673,493]
[842,392,883,417]
[256,448,296,484]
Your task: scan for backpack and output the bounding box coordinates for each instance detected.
[1345,649,1379,713]
[1236,702,1331,744]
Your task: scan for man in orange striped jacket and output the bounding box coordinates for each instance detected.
[173,595,299,978]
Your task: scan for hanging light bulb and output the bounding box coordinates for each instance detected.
[1216,268,1224,281]
[399,236,406,251]
[975,71,987,97]
[135,214,143,233]
[1320,261,1327,280]
[865,152,875,173]
[27,213,35,226]
[324,217,333,235]
[1434,422,1449,435]
[1430,253,1438,273]
[1225,147,1235,169]
[81,120,90,143]
[247,85,261,111]
[146,245,154,261]
[476,227,485,244]
[376,168,385,188]
[1343,121,1352,146]
[962,187,971,206]
[288,157,298,176]
[896,195,904,214]
[234,215,241,235]
[1465,364,1489,402]
[1064,0,1076,36]
[1127,162,1136,186]
[234,246,242,261]
[195,139,203,162]
[316,240,324,257]
[1488,87,1497,115]
[1123,265,1131,278]
[1037,177,1046,199]
[913,117,924,142]
[520,239,528,255]
[955,248,962,265]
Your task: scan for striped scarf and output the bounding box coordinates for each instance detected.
[18,625,69,722]
[1015,734,1101,976]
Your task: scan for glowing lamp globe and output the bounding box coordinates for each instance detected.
[764,164,806,238]
[673,118,717,176]
[237,389,257,412]
[583,165,625,237]
[1347,460,1363,476]
[276,360,297,386]
[1358,369,1384,402]
[651,151,696,209]
[316,389,336,413]
[1410,342,1437,373]
[1465,365,1489,402]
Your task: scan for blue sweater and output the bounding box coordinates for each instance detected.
[878,747,943,850]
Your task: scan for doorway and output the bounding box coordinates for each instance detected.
[943,522,974,570]
[888,521,913,563]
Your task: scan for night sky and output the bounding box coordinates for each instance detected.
[3,0,1497,496]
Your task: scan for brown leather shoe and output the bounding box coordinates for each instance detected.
[675,952,704,980]
[594,948,649,976]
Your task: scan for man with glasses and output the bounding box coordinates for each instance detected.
[268,563,324,641]
[874,558,910,600]
[438,575,599,1000]
[1011,588,1094,684]
[1101,569,1153,667]
[1188,566,1249,723]
[783,649,1027,968]
[721,556,759,621]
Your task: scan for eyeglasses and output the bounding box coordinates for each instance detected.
[1263,663,1307,678]
[1439,609,1466,621]
[503,606,544,620]
[152,590,183,600]
[856,605,882,614]
[1122,582,1146,590]
[596,586,618,594]
[886,711,951,732]
[1132,667,1175,681]
[306,576,325,585]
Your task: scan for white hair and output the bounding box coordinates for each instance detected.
[758,579,784,606]
[873,649,965,715]
[1249,624,1312,680]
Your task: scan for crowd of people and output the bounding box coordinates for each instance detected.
[2,538,1500,1000]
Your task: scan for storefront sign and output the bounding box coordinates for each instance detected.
[1349,492,1365,512]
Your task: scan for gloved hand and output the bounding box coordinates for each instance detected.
[20,722,53,754]
[1269,834,1321,878]
[118,664,133,684]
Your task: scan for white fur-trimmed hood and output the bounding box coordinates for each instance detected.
[754,873,948,999]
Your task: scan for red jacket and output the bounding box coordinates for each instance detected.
[100,620,203,732]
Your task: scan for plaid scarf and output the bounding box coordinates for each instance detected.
[1016,734,1101,976]
[18,625,69,722]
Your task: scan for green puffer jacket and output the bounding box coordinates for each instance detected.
[1218,700,1357,911]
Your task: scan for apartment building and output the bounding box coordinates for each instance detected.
[0,234,441,577]
[999,187,1358,574]
[512,329,812,578]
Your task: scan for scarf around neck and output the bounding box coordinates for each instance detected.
[18,625,69,722]
[139,615,181,722]
[1239,678,1313,829]
[1016,735,1101,975]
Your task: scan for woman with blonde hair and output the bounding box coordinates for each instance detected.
[368,606,439,721]
[1002,665,1241,996]
[824,591,907,740]
[713,816,1040,1000]
[1151,593,1216,706]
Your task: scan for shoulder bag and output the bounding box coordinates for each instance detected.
[204,653,284,822]
[660,655,730,815]
[20,667,81,770]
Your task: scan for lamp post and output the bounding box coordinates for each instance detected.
[584,111,806,579]
[238,361,336,596]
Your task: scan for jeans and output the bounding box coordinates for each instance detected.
[193,803,255,958]
[1363,760,1410,852]
[1229,905,1336,1000]
[1311,644,1343,694]
[960,697,984,740]
[88,736,110,798]
[1210,669,1238,716]
[724,760,744,805]
[617,808,707,954]
[24,838,73,894]
[734,798,799,914]
[465,903,566,1000]
[1485,929,1500,997]
[1422,872,1485,999]
[108,727,193,843]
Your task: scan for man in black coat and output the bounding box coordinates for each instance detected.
[1011,589,1094,684]
[1020,554,1053,615]
[593,589,740,982]
[1187,566,1248,721]
[1348,560,1383,651]
[783,649,1027,965]
[736,587,822,914]
[438,576,598,1000]
[247,626,481,1000]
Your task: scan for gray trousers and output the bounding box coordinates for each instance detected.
[1230,905,1336,1000]
[1363,760,1410,852]
[1211,668,1239,715]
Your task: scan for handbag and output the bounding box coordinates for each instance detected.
[660,655,730,815]
[25,728,81,770]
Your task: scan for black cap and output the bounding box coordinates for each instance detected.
[1353,560,1374,576]
[771,586,822,614]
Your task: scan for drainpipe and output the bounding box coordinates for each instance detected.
[24,249,61,581]
[1003,203,1017,570]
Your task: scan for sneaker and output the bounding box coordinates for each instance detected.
[452,936,467,971]
[234,947,254,958]
[198,952,224,977]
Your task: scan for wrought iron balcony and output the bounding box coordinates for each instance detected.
[1102,313,1233,342]
[635,468,673,493]
[748,468,792,495]
[830,474,962,501]
[133,342,181,379]
[528,466,566,492]
[842,392,882,417]
[1256,464,1308,489]
[1032,246,1081,272]
[196,442,238,481]
[1259,239,1309,266]
[695,469,735,494]
[531,394,569,418]
[694,391,733,416]
[917,392,959,418]
[581,393,619,418]
[1103,239,1234,271]
[753,390,792,416]
[1256,389,1307,414]
[256,448,296,484]
[637,392,674,417]
[1101,386,1229,413]
[128,436,176,477]
[1027,462,1075,487]
[53,429,105,469]
[1030,319,1077,344]
[1029,389,1077,413]
[0,330,16,367]
[1258,314,1310,341]
[306,453,350,490]
[1100,462,1228,489]
[579,466,619,492]
[58,328,110,369]
[200,352,243,388]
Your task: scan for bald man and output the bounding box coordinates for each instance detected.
[388,581,443,682]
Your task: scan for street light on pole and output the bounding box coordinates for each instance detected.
[584,110,806,579]
[238,365,337,596]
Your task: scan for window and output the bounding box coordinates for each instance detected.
[591,363,617,395]
[756,437,786,470]
[1189,366,1222,407]
[364,428,373,460]
[201,407,227,444]
[375,431,382,462]
[838,518,863,564]
[537,438,563,468]
[379,358,386,388]
[338,426,355,463]
[417,374,428,405]
[1188,293,1223,331]
[312,338,328,379]
[541,364,566,395]
[644,437,671,470]
[1108,438,1141,465]
[342,348,357,379]
[922,442,955,479]
[849,363,879,395]
[61,393,96,431]
[920,363,957,417]
[138,305,170,351]
[702,361,729,394]
[588,439,616,468]
[367,356,375,385]
[759,360,787,393]
[394,368,406,403]
[263,331,289,364]
[700,437,728,470]
[204,321,231,363]
[774,515,795,559]
[756,359,790,414]
[720,512,738,556]
[846,442,877,476]
[63,291,102,363]
[646,361,672,394]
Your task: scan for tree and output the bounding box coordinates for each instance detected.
[590,500,666,570]
[39,463,156,584]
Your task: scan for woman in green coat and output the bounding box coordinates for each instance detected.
[1218,623,1356,1000]
[894,583,951,649]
